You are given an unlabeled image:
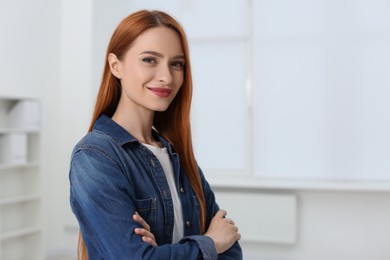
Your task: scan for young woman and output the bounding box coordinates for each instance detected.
[69,10,242,259]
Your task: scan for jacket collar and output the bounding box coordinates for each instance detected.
[93,114,175,154]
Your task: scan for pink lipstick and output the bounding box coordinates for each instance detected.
[148,87,172,98]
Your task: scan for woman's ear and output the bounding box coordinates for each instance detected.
[108,53,121,79]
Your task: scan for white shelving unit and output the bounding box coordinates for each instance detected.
[0,97,42,260]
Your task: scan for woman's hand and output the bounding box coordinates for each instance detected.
[204,209,241,254]
[133,212,158,247]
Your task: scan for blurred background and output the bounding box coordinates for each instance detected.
[0,0,390,259]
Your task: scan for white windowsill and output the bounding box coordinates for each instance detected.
[208,175,390,192]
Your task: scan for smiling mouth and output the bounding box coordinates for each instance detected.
[148,87,173,98]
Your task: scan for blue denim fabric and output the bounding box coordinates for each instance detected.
[69,115,242,259]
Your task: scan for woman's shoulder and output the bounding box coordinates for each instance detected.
[72,130,119,156]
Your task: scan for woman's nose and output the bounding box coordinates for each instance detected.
[157,65,173,84]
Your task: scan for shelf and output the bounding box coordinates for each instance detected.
[0,129,39,134]
[0,194,41,206]
[0,97,42,259]
[0,162,39,171]
[0,226,41,241]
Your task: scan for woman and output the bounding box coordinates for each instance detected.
[69,10,242,259]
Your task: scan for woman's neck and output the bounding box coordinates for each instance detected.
[111,103,160,147]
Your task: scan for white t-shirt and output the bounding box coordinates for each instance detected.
[143,143,184,243]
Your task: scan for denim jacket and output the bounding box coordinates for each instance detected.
[69,115,242,259]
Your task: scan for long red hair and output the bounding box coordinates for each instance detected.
[78,10,206,259]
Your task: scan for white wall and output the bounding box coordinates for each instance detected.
[215,189,390,260]
[2,1,390,260]
[50,0,94,256]
[0,0,60,99]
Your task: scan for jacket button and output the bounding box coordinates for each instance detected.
[180,187,184,193]
[186,221,191,227]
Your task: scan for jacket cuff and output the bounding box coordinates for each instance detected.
[180,235,218,260]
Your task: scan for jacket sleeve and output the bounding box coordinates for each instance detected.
[69,146,218,260]
[199,167,243,260]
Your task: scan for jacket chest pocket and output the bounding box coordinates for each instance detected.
[135,197,157,232]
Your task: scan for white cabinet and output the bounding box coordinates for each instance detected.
[0,97,42,260]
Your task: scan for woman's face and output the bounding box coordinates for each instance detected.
[109,26,185,113]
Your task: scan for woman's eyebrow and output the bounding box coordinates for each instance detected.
[140,50,184,59]
[173,55,185,60]
[141,50,163,58]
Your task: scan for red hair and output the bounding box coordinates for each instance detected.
[78,10,206,259]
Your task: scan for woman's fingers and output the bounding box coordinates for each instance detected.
[204,209,241,254]
[133,212,151,231]
[142,235,158,247]
[225,218,235,225]
[133,212,157,246]
[215,209,227,218]
[134,228,157,247]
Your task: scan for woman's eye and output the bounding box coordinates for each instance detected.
[171,61,185,69]
[142,57,157,64]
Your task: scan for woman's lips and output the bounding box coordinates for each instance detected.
[148,87,172,98]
